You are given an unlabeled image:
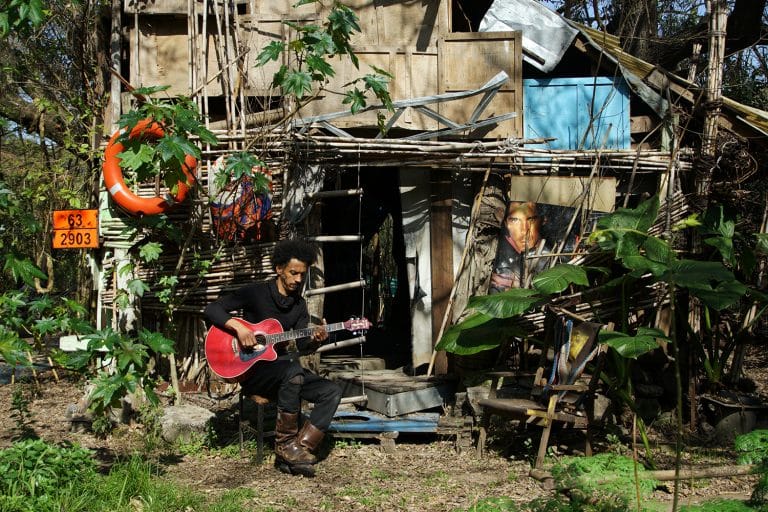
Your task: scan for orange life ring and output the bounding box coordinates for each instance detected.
[102,118,197,216]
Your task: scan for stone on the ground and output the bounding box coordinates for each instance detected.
[160,404,215,444]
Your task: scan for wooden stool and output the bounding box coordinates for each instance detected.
[238,392,275,464]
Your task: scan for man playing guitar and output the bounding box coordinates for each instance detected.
[204,239,341,477]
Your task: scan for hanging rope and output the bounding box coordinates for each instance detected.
[356,143,366,402]
[34,251,54,293]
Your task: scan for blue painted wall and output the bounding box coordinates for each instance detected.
[523,77,630,149]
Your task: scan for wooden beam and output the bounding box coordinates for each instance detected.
[429,169,452,375]
[630,115,656,134]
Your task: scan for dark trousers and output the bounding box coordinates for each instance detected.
[240,359,342,431]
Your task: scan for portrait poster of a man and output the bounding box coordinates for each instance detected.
[489,200,581,294]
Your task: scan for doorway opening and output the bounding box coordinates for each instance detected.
[319,168,411,369]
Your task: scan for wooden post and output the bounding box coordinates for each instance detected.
[429,169,453,375]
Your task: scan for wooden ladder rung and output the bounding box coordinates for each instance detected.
[306,235,363,243]
[316,335,366,353]
[340,395,368,405]
[305,279,366,297]
[310,188,363,199]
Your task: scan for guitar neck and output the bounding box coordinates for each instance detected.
[265,322,345,345]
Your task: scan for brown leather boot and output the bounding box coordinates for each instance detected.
[274,410,316,476]
[297,422,325,457]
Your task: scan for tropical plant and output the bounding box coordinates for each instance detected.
[55,327,175,431]
[438,195,755,370]
[255,0,394,129]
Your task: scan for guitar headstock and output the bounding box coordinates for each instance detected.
[344,317,372,332]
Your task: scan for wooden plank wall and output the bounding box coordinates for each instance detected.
[124,0,523,137]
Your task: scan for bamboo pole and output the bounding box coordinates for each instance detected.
[702,0,727,157]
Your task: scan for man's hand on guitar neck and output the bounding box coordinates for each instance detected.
[225,318,265,351]
[308,318,329,346]
[313,319,329,342]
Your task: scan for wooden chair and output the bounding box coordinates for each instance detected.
[238,392,276,464]
[477,319,609,469]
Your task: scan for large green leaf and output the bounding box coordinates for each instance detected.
[599,328,664,359]
[668,259,736,288]
[597,195,660,233]
[467,288,543,319]
[702,204,735,238]
[436,311,491,353]
[704,236,734,265]
[620,254,669,277]
[667,259,746,310]
[533,264,589,294]
[437,315,526,355]
[690,280,748,311]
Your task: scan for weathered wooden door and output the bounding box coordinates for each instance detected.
[438,31,523,139]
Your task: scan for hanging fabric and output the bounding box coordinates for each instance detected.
[209,155,273,242]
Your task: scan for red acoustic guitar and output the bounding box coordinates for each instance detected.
[205,317,371,382]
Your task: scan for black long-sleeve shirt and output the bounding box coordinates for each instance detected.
[204,279,312,352]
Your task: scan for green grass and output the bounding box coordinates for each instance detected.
[0,440,258,512]
[679,499,756,512]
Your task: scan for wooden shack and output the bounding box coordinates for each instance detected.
[97,0,768,395]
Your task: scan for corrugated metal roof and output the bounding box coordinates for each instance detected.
[479,0,578,72]
[575,22,768,136]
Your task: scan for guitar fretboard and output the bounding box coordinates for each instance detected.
[263,322,345,345]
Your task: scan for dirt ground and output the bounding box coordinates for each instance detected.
[1,350,767,511]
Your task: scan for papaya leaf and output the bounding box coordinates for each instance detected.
[533,264,589,294]
[139,242,163,263]
[131,85,171,96]
[342,88,366,113]
[57,349,92,371]
[282,70,313,98]
[139,329,175,354]
[126,278,149,297]
[2,253,47,286]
